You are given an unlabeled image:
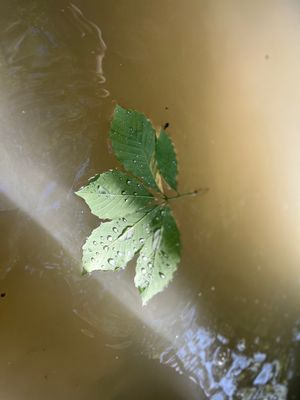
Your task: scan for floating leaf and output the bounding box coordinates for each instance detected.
[134,206,180,305]
[76,104,204,304]
[75,170,153,219]
[109,105,159,190]
[156,129,178,191]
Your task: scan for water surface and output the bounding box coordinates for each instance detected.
[1,1,300,399]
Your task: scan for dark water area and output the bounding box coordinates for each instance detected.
[1,1,300,399]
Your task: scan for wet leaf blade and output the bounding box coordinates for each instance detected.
[134,206,181,304]
[156,129,178,191]
[75,170,153,219]
[109,105,159,189]
[82,207,161,273]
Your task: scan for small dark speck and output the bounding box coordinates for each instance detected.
[165,106,168,110]
[163,122,169,129]
[1,292,6,298]
[44,375,48,380]
[265,54,270,60]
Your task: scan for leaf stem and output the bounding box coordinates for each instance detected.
[166,188,209,201]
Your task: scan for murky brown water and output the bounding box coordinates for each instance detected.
[1,0,300,399]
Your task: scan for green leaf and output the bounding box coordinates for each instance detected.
[134,206,181,305]
[75,170,153,219]
[74,104,201,304]
[82,207,160,273]
[109,105,159,190]
[156,129,178,191]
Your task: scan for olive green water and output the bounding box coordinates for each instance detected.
[1,1,300,399]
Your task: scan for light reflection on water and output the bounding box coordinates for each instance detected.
[73,279,295,399]
[159,302,291,399]
[0,1,299,399]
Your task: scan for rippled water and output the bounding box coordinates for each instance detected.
[1,1,300,399]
